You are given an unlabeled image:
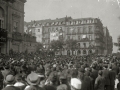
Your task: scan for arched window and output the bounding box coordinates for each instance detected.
[67,50,70,56]
[0,7,4,29]
[83,50,86,54]
[78,43,80,47]
[89,49,92,54]
[77,50,81,55]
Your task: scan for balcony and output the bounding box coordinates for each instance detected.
[95,30,101,34]
[0,28,7,43]
[23,33,36,42]
[12,32,23,41]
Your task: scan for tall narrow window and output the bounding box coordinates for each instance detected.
[83,43,86,47]
[78,43,80,47]
[67,36,70,40]
[67,27,70,34]
[78,27,81,33]
[83,50,86,54]
[89,26,92,33]
[89,35,92,40]
[38,29,40,32]
[13,21,18,32]
[0,7,4,29]
[0,20,1,28]
[78,36,81,40]
[83,27,86,34]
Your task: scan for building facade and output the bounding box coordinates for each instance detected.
[0,0,37,54]
[42,17,111,55]
[25,17,113,55]
[103,27,113,55]
[0,0,27,54]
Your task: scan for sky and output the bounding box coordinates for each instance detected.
[24,0,120,53]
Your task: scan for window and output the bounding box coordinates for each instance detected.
[56,27,58,31]
[84,20,87,24]
[38,29,40,32]
[72,27,76,34]
[78,27,80,33]
[48,28,51,32]
[67,36,70,40]
[83,43,86,47]
[89,35,92,40]
[89,26,92,33]
[83,50,86,54]
[78,43,80,47]
[0,7,4,28]
[52,27,54,32]
[59,27,63,32]
[83,27,87,33]
[89,50,92,54]
[78,36,81,40]
[67,27,70,34]
[77,50,81,55]
[13,21,18,32]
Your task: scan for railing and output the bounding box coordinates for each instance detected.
[12,32,22,41]
[0,28,7,42]
[23,33,36,42]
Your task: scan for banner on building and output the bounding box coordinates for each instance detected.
[50,32,59,41]
[50,27,63,41]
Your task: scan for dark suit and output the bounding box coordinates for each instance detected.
[102,69,110,90]
[91,68,98,89]
[81,76,91,90]
[94,75,105,90]
[109,70,116,90]
[2,86,20,90]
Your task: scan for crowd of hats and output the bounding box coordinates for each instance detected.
[0,52,120,90]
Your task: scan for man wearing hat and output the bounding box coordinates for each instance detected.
[102,64,110,90]
[14,74,26,90]
[24,72,44,90]
[94,70,105,90]
[57,74,70,90]
[71,78,81,90]
[2,74,20,90]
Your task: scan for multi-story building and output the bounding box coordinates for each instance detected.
[0,0,27,54]
[24,19,53,43]
[0,0,37,54]
[103,27,113,55]
[25,17,113,55]
[42,17,109,55]
[117,35,120,52]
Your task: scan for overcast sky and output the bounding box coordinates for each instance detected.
[24,0,120,53]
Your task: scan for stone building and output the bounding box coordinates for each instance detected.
[25,17,113,55]
[0,0,27,54]
[0,0,37,54]
[103,27,113,55]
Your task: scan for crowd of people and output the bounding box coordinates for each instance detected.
[0,52,120,90]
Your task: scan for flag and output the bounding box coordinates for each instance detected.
[82,35,86,38]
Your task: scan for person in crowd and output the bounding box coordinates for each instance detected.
[2,74,20,90]
[102,64,110,90]
[14,74,26,90]
[71,78,81,90]
[94,70,105,90]
[117,73,120,90]
[109,66,116,90]
[57,74,69,90]
[24,72,44,90]
[0,52,120,90]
